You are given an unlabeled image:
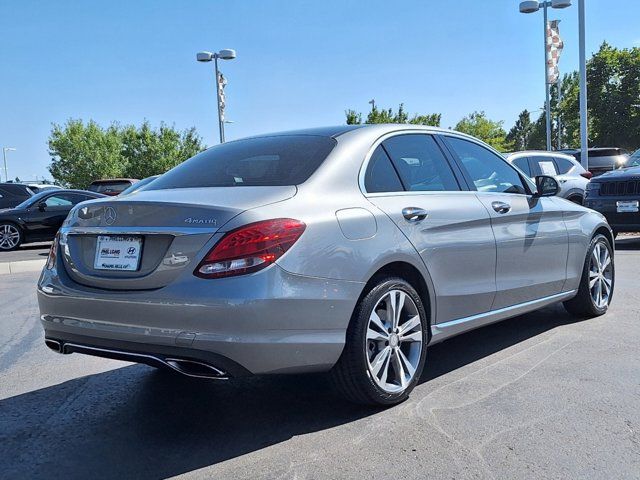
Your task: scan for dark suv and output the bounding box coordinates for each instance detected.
[584,154,640,235]
[0,183,34,209]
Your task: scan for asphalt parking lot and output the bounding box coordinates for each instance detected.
[1,237,639,479]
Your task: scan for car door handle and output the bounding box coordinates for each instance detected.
[491,201,511,214]
[402,207,428,222]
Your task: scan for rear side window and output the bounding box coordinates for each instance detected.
[148,135,336,189]
[382,134,460,191]
[512,157,532,176]
[554,157,575,174]
[533,156,558,176]
[364,146,404,193]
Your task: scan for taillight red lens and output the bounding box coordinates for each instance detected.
[580,171,593,179]
[46,233,60,270]
[195,218,306,279]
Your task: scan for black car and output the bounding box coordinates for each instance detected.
[0,189,105,251]
[0,183,34,209]
[584,161,640,236]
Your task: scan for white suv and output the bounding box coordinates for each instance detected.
[507,151,591,204]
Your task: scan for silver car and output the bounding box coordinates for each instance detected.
[38,125,615,406]
[507,151,591,204]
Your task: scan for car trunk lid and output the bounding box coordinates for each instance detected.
[59,186,296,290]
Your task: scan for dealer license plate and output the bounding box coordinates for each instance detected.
[94,235,143,271]
[616,200,639,213]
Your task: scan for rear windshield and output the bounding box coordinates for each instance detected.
[147,135,336,189]
[88,181,133,194]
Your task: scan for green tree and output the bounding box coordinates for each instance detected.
[345,103,441,126]
[121,121,203,179]
[48,119,205,188]
[506,110,534,150]
[48,119,124,188]
[539,43,640,151]
[454,111,511,152]
[586,42,640,149]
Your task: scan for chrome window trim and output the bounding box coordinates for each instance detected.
[358,129,479,197]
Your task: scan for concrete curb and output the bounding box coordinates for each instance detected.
[0,259,46,275]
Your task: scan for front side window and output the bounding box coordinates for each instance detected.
[446,137,526,194]
[148,135,336,189]
[382,134,460,192]
[364,146,404,193]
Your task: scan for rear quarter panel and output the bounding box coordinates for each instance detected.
[555,197,612,291]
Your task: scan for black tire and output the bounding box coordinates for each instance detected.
[330,276,429,406]
[563,234,614,317]
[0,222,23,251]
[568,195,584,205]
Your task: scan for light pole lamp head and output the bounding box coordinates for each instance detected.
[218,49,236,60]
[519,1,540,13]
[551,0,571,8]
[196,51,214,62]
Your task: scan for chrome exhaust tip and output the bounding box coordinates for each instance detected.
[164,358,228,379]
[44,338,62,353]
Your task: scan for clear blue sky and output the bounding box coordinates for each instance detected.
[1,0,638,181]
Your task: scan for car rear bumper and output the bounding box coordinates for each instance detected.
[584,197,640,231]
[38,263,364,375]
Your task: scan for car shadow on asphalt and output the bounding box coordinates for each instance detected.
[0,304,588,479]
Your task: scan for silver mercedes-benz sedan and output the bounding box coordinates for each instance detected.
[38,125,615,406]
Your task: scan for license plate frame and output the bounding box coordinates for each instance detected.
[616,200,639,213]
[94,235,143,271]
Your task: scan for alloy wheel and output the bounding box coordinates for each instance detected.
[589,241,613,309]
[366,289,423,393]
[0,224,20,250]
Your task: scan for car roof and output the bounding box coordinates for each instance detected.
[241,124,483,140]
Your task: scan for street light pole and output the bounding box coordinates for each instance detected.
[578,0,588,170]
[2,147,16,182]
[519,0,571,151]
[196,49,236,144]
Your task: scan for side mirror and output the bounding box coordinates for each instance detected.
[37,201,47,211]
[534,175,560,197]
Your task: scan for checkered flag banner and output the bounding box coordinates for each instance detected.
[217,72,227,121]
[546,20,564,84]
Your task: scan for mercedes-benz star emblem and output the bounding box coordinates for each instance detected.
[104,206,117,225]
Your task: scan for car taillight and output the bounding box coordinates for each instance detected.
[580,171,593,179]
[195,218,306,279]
[46,233,60,270]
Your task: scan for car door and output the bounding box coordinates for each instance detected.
[443,136,569,309]
[363,133,497,323]
[24,193,81,238]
